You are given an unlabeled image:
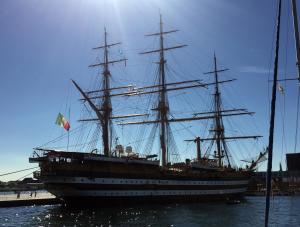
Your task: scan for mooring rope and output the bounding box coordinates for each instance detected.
[0,167,39,177]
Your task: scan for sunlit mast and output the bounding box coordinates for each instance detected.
[140,15,186,166]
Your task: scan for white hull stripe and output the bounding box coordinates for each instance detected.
[44,177,249,186]
[84,156,159,165]
[52,188,247,197]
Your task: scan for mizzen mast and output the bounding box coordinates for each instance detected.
[204,54,230,167]
[190,54,262,168]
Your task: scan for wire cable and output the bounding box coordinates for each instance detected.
[0,167,39,177]
[294,87,300,153]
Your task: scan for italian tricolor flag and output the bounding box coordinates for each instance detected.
[55,113,70,131]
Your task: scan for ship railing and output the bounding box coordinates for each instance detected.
[31,148,55,158]
[33,171,41,179]
[31,150,45,158]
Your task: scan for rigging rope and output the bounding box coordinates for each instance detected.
[280,6,290,161]
[294,86,300,153]
[267,6,280,119]
[17,171,37,181]
[0,167,39,177]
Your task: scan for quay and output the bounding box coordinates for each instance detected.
[0,190,61,207]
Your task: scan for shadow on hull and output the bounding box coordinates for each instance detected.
[60,194,246,208]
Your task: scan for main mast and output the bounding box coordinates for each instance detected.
[138,15,187,167]
[158,15,169,167]
[213,54,224,167]
[102,28,112,156]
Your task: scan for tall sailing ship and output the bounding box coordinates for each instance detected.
[29,16,265,204]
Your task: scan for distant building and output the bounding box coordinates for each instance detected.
[286,153,300,171]
[20,178,38,184]
[285,153,300,183]
[242,153,300,194]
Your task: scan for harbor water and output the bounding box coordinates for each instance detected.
[0,196,300,226]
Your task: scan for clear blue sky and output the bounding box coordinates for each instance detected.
[0,0,299,181]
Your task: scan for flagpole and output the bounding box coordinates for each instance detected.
[265,0,281,226]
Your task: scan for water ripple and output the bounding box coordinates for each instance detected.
[0,197,299,226]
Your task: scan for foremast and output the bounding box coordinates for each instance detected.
[101,28,113,156]
[73,28,127,156]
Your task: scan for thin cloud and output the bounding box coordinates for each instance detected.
[238,66,270,74]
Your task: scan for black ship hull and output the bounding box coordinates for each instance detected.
[30,150,251,206]
[45,177,248,206]
[62,194,245,207]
